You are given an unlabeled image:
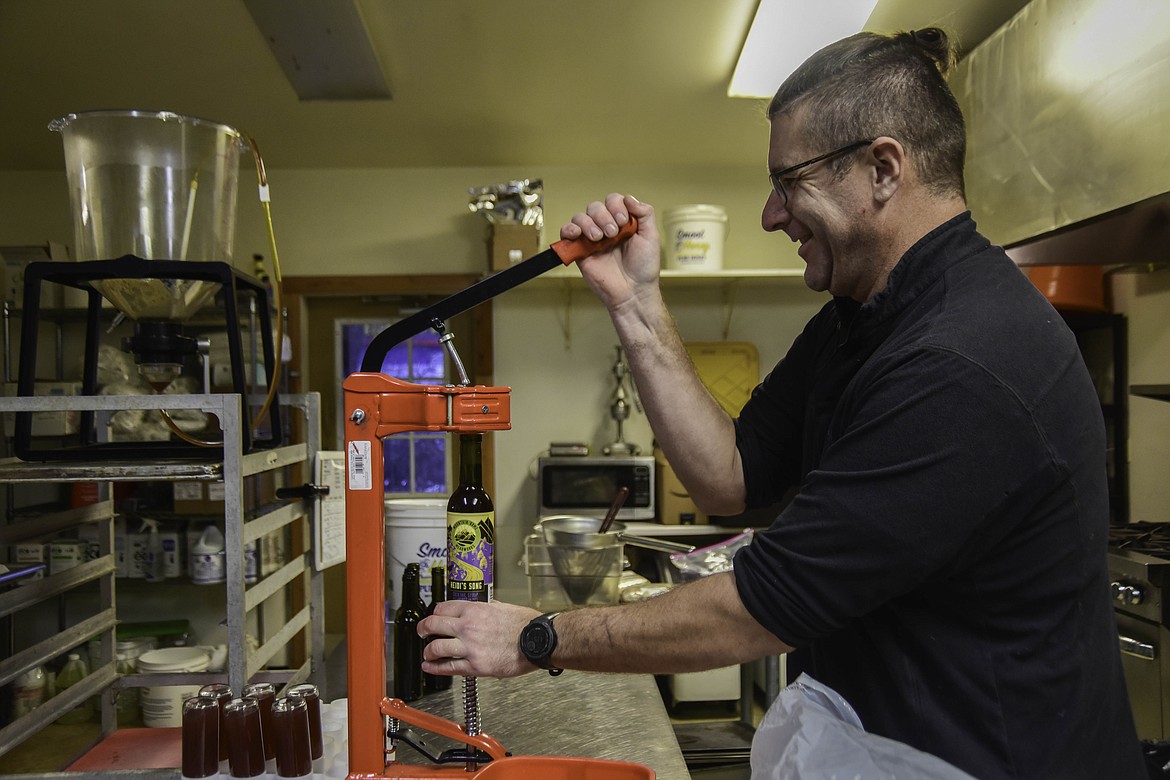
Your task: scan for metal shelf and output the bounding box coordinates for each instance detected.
[1132,385,1170,402]
[0,392,326,769]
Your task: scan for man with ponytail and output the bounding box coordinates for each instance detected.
[423,29,1145,779]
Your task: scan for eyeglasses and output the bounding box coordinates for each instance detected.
[768,139,874,205]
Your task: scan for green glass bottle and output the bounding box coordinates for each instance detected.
[423,565,452,693]
[446,434,494,603]
[393,563,425,701]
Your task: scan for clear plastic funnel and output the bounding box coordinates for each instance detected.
[50,110,246,320]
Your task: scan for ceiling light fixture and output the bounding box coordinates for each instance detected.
[728,0,880,99]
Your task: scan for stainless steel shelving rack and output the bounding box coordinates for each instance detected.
[0,391,325,768]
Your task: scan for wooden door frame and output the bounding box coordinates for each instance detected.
[283,274,496,637]
[282,273,497,486]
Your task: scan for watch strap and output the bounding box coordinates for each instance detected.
[542,608,561,678]
[521,611,564,676]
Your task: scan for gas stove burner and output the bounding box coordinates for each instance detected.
[1109,522,1170,558]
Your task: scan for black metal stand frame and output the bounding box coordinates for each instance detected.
[15,256,282,460]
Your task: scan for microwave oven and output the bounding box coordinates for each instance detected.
[538,456,655,521]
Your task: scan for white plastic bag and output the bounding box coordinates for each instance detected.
[669,528,753,581]
[750,674,977,780]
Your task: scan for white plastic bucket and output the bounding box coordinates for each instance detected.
[662,204,729,271]
[136,646,211,727]
[384,499,448,612]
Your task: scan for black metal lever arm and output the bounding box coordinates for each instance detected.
[359,219,638,373]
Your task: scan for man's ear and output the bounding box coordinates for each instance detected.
[869,136,904,203]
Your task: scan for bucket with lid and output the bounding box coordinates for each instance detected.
[384,498,448,611]
[136,646,211,727]
[662,204,729,271]
[48,109,247,320]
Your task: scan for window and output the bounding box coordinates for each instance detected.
[336,321,450,495]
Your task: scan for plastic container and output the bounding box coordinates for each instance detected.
[525,534,620,610]
[48,109,246,320]
[138,646,212,727]
[11,665,46,719]
[114,638,154,726]
[1025,264,1107,312]
[384,499,448,612]
[142,518,165,583]
[191,525,226,584]
[159,522,183,579]
[48,539,86,575]
[55,653,94,724]
[662,204,729,271]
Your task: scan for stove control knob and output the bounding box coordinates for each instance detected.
[1125,585,1145,606]
[1110,581,1126,603]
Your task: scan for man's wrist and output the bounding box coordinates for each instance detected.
[519,611,564,676]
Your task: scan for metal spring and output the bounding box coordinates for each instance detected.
[463,675,481,772]
[386,715,399,762]
[462,675,480,735]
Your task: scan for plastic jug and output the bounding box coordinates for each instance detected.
[11,666,46,719]
[55,653,94,724]
[192,525,226,584]
[141,517,165,583]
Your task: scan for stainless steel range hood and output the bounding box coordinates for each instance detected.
[952,0,1170,255]
[1005,190,1170,267]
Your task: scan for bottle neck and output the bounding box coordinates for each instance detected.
[430,567,445,601]
[402,565,421,601]
[457,434,483,487]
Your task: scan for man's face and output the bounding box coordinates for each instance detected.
[762,113,880,302]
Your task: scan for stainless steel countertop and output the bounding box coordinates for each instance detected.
[398,672,692,779]
[323,584,692,778]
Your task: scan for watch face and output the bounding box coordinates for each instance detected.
[522,623,553,658]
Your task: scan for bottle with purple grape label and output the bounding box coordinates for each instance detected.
[447,433,493,603]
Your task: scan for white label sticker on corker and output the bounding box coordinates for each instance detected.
[348,441,372,490]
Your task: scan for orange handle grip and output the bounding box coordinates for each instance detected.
[550,217,639,265]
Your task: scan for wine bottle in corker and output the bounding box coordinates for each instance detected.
[393,563,425,701]
[447,433,494,604]
[423,564,453,693]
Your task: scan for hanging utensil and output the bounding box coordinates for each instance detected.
[598,486,629,535]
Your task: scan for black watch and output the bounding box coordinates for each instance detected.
[519,611,564,676]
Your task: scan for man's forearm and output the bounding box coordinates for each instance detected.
[552,572,791,674]
[608,290,746,515]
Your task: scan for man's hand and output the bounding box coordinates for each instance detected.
[562,193,660,312]
[420,600,541,678]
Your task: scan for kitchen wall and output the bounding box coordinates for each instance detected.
[1112,274,1170,522]
[951,0,1170,524]
[0,160,828,597]
[6,0,1170,591]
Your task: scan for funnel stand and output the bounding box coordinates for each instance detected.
[14,257,282,460]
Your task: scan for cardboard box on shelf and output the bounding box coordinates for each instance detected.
[489,223,541,271]
[2,382,83,437]
[655,446,708,525]
[2,244,61,309]
[172,481,226,515]
[172,471,273,515]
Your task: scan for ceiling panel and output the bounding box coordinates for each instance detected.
[0,0,1027,172]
